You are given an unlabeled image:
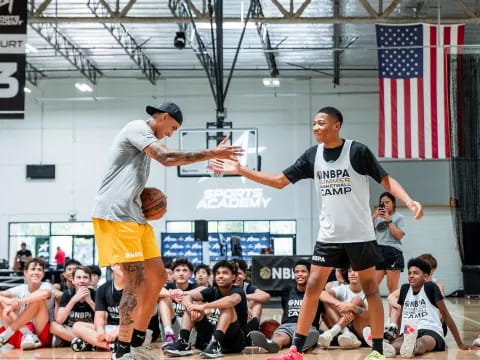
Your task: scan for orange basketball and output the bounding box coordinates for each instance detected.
[141,187,167,220]
[260,319,280,339]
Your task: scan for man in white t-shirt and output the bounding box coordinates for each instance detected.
[0,258,54,350]
[319,267,369,349]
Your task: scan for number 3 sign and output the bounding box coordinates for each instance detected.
[0,0,27,119]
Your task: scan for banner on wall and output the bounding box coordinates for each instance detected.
[251,255,310,292]
[0,0,27,119]
[161,233,203,266]
[35,236,49,260]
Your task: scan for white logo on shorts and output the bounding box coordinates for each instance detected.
[125,252,142,258]
[312,255,326,262]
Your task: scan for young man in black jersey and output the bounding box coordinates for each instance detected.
[211,106,423,360]
[164,260,248,358]
[50,266,96,346]
[249,260,321,353]
[54,259,81,301]
[365,258,471,358]
[158,258,198,345]
[232,259,270,334]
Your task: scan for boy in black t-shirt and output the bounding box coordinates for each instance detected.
[72,264,160,352]
[158,259,198,345]
[232,259,270,334]
[164,260,248,358]
[50,266,95,346]
[249,260,321,353]
[364,258,471,357]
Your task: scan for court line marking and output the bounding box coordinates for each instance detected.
[449,311,480,326]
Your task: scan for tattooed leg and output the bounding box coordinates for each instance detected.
[119,261,145,342]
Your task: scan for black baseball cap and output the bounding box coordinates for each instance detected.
[146,102,183,125]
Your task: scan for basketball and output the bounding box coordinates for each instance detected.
[259,319,280,339]
[141,187,167,220]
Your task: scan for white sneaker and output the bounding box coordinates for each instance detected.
[362,326,396,358]
[400,324,418,358]
[473,335,480,347]
[318,331,333,349]
[21,332,42,350]
[338,332,361,349]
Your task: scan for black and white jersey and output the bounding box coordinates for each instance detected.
[95,280,122,326]
[165,282,198,318]
[398,281,444,338]
[59,288,96,327]
[284,140,387,243]
[281,286,323,329]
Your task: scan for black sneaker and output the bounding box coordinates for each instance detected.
[163,338,192,357]
[200,340,223,359]
[249,331,280,353]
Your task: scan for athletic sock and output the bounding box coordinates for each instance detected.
[292,333,307,353]
[372,338,384,354]
[116,340,131,358]
[0,327,14,342]
[213,330,225,344]
[330,324,342,337]
[164,326,174,334]
[131,329,146,348]
[179,329,191,342]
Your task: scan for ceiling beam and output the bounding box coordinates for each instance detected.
[333,0,341,85]
[28,15,480,24]
[87,0,161,84]
[252,0,279,78]
[25,62,47,86]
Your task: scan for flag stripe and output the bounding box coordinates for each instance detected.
[430,26,438,158]
[443,26,451,158]
[410,78,419,158]
[418,77,425,158]
[391,79,398,158]
[423,25,432,158]
[397,79,405,158]
[404,78,411,158]
[379,78,385,158]
[384,79,392,158]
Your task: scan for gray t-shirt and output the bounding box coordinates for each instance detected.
[374,211,405,251]
[92,120,157,223]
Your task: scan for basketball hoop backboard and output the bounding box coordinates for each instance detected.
[178,128,259,177]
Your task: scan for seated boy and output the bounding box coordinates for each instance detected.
[365,258,471,358]
[248,260,321,353]
[164,260,247,358]
[50,266,96,346]
[0,258,54,350]
[319,267,368,349]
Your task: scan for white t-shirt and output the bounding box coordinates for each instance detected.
[332,284,367,304]
[7,282,55,320]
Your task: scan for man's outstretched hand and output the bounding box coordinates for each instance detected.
[208,158,241,175]
[212,136,244,160]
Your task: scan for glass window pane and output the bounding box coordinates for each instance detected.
[166,221,192,233]
[218,221,243,233]
[10,223,50,236]
[244,221,269,233]
[73,236,95,266]
[50,236,73,265]
[208,222,218,233]
[51,222,94,235]
[270,221,296,234]
[10,236,37,270]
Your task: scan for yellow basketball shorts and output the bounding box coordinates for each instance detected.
[92,218,161,267]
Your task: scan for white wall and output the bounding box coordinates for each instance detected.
[0,77,462,294]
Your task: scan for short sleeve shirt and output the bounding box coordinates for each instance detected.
[92,120,157,223]
[374,212,406,250]
[283,141,388,184]
[165,282,198,318]
[95,281,122,325]
[8,282,55,315]
[59,288,96,327]
[200,286,248,332]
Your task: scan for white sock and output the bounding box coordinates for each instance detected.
[0,327,14,341]
[329,324,342,337]
[164,326,173,334]
[341,327,353,336]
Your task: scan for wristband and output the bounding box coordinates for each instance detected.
[385,220,392,224]
[356,307,363,316]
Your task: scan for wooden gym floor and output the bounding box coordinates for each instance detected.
[1,298,479,359]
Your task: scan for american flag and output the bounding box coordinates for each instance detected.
[376,24,465,159]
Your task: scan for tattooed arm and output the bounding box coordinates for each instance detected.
[144,136,244,167]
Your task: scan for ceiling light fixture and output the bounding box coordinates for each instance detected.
[262,77,280,87]
[24,87,31,93]
[75,82,93,92]
[174,31,186,49]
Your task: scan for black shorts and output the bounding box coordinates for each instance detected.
[194,318,246,353]
[311,240,381,271]
[375,245,404,271]
[418,329,445,352]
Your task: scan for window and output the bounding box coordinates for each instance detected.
[244,221,269,232]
